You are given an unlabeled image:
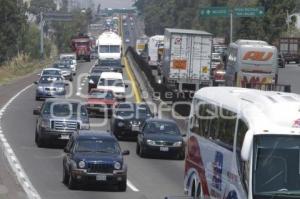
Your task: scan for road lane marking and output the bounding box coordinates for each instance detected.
[0,84,41,199]
[127,179,139,192]
[81,83,85,86]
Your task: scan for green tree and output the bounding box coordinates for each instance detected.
[29,0,56,15]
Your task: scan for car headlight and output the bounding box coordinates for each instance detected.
[114,162,121,170]
[81,123,90,130]
[146,139,156,146]
[78,161,86,169]
[37,86,43,91]
[117,121,125,127]
[57,87,64,92]
[173,141,183,147]
[41,119,50,128]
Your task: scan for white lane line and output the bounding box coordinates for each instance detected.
[0,84,41,199]
[76,92,81,96]
[127,179,139,192]
[78,87,82,91]
[80,83,85,86]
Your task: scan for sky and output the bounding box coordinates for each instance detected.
[92,0,135,9]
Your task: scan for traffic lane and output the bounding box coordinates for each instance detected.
[278,63,300,94]
[1,61,142,199]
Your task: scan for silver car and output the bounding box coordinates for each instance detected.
[53,63,73,81]
[34,75,67,101]
[33,98,90,147]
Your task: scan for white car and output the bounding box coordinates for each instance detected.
[40,68,62,77]
[97,72,127,101]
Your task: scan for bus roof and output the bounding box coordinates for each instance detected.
[97,31,122,45]
[194,87,300,134]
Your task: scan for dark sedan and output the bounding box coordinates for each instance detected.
[34,75,67,101]
[136,118,185,160]
[62,130,129,191]
[110,102,153,140]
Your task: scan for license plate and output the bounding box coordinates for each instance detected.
[96,174,107,181]
[160,147,169,152]
[60,135,70,140]
[131,125,139,131]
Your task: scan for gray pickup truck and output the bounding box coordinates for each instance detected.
[33,98,90,147]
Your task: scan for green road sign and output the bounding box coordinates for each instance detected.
[200,7,229,17]
[234,7,264,17]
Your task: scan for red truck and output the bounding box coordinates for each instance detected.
[70,35,91,62]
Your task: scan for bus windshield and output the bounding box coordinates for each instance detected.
[253,135,300,199]
[99,45,120,53]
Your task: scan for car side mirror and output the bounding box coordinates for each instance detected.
[34,81,38,84]
[182,134,187,137]
[73,73,76,76]
[33,109,40,115]
[125,84,128,88]
[122,150,130,156]
[65,83,69,86]
[64,147,70,153]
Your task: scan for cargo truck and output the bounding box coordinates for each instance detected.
[135,36,148,55]
[147,35,164,67]
[70,35,92,62]
[161,28,213,92]
[279,37,300,63]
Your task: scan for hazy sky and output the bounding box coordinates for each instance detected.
[93,0,135,9]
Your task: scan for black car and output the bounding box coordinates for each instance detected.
[110,102,153,140]
[62,130,129,191]
[96,59,123,73]
[136,118,185,160]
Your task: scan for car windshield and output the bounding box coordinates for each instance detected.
[98,59,121,67]
[89,90,114,99]
[39,76,63,84]
[98,78,124,87]
[42,70,60,76]
[75,139,120,153]
[42,102,88,117]
[89,75,100,84]
[253,135,300,199]
[144,121,180,135]
[115,103,151,118]
[53,63,70,69]
[99,45,120,53]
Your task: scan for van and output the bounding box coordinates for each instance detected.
[97,72,127,101]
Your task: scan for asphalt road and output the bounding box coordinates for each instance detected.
[278,63,300,94]
[1,56,184,199]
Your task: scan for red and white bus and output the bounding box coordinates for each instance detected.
[185,86,300,199]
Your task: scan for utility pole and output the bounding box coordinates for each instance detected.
[230,11,233,43]
[40,12,45,59]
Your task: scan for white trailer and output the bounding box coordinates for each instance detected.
[136,36,148,55]
[225,40,278,87]
[162,28,212,92]
[147,35,164,67]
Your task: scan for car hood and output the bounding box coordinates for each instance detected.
[42,114,86,121]
[144,133,183,142]
[87,98,116,105]
[73,152,123,163]
[37,83,65,88]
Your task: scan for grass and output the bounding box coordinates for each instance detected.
[0,45,57,85]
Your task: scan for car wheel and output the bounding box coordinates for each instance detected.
[118,180,127,192]
[139,144,145,158]
[68,174,78,190]
[35,132,44,148]
[136,143,140,155]
[62,166,69,185]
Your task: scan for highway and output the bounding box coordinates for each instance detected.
[0,16,185,199]
[1,12,300,199]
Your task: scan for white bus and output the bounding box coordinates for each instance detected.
[185,86,300,199]
[96,31,122,61]
[148,35,164,67]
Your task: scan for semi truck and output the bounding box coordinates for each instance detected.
[70,35,92,62]
[279,37,300,63]
[225,39,278,88]
[135,36,148,55]
[161,28,213,92]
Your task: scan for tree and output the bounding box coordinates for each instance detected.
[29,0,56,15]
[0,0,28,62]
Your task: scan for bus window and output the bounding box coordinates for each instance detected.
[216,109,236,149]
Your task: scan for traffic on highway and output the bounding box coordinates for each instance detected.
[1,1,300,199]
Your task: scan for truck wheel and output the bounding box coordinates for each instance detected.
[118,180,127,192]
[35,132,44,148]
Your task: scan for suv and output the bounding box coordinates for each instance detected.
[63,130,129,191]
[33,99,90,147]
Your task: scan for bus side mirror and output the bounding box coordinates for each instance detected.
[241,130,253,161]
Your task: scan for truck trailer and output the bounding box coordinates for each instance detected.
[161,28,213,92]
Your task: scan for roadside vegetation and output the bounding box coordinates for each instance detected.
[0,0,92,84]
[135,0,300,44]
